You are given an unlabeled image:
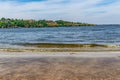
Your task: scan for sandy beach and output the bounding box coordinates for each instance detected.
[0,52,120,80]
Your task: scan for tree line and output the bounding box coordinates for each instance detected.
[0,18,96,28]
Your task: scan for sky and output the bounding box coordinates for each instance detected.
[0,0,119,24]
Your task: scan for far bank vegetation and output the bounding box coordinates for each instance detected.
[0,18,96,28]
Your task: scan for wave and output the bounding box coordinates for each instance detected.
[14,43,120,48]
[0,43,120,52]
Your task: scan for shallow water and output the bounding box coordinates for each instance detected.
[0,57,120,80]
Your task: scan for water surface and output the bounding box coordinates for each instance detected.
[0,26,120,48]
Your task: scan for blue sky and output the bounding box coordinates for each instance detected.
[0,0,119,24]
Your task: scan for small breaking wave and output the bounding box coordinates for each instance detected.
[0,43,120,52]
[14,43,120,48]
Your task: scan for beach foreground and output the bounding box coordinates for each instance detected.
[0,52,120,80]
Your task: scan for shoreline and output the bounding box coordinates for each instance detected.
[0,43,120,58]
[0,47,120,52]
[1,43,120,52]
[0,52,120,58]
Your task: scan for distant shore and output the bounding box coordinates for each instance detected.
[0,18,96,28]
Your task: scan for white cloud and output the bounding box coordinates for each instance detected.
[0,0,120,24]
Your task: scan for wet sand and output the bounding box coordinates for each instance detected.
[0,52,120,80]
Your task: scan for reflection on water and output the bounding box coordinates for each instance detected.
[0,57,120,80]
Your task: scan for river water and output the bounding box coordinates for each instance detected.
[0,26,120,48]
